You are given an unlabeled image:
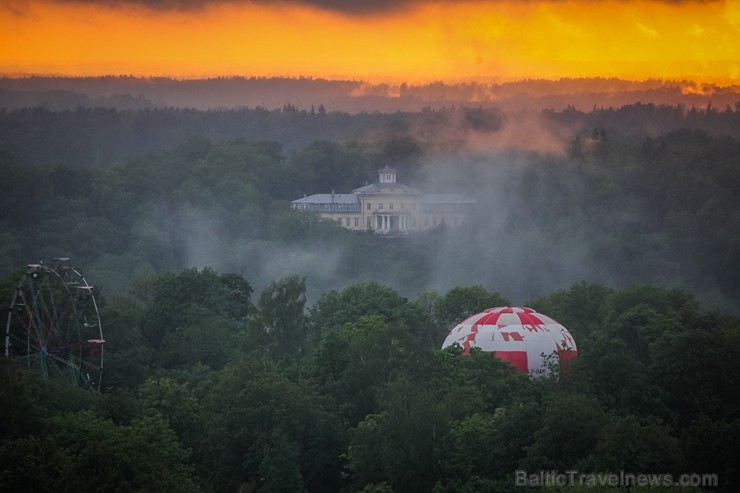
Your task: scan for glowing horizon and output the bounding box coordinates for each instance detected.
[1,0,739,85]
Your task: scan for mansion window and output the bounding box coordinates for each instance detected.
[346,218,351,226]
[379,203,384,210]
[401,203,405,210]
[390,203,394,210]
[367,202,371,210]
[355,218,359,227]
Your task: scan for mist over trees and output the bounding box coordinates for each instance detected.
[1,102,739,309]
[1,78,740,491]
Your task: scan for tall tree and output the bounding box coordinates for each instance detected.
[250,275,310,359]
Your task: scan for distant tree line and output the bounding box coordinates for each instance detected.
[1,102,740,167]
[2,75,739,113]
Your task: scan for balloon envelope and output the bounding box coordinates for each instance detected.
[442,306,577,377]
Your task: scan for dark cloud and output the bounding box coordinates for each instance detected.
[24,0,722,16]
[32,0,413,15]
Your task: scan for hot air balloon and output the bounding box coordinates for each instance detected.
[442,306,577,377]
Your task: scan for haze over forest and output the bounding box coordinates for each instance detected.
[1,75,739,313]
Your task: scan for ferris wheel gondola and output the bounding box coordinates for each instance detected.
[4,258,105,391]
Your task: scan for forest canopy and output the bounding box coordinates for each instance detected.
[0,272,738,492]
[1,94,739,491]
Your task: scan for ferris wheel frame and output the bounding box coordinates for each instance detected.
[4,258,105,391]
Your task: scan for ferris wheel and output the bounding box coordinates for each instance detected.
[4,258,104,391]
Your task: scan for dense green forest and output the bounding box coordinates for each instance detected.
[1,100,739,491]
[1,274,738,492]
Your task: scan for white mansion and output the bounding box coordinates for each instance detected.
[291,166,475,234]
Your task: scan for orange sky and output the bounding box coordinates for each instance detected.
[1,0,739,84]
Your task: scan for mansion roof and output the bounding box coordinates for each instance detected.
[291,191,474,207]
[292,193,358,205]
[352,182,421,194]
[291,166,475,210]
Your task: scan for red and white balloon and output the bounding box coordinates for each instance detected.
[442,306,577,376]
